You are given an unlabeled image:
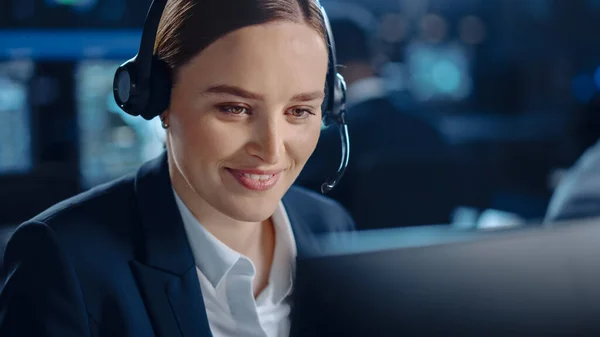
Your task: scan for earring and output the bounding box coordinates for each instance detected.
[161,118,169,130]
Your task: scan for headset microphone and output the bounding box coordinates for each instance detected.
[319,5,350,193]
[321,120,350,193]
[320,73,349,194]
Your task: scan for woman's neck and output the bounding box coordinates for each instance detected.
[173,172,276,297]
[169,161,270,256]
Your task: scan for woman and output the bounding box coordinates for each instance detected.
[0,0,355,336]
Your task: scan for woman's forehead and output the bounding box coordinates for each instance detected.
[176,21,329,94]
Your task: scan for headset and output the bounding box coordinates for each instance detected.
[113,0,349,193]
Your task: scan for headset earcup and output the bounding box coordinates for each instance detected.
[113,59,143,117]
[140,57,172,121]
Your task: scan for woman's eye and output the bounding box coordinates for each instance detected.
[219,105,249,115]
[288,108,314,119]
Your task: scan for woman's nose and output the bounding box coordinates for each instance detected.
[247,118,284,165]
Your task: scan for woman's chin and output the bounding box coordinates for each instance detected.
[218,196,281,223]
[229,208,277,223]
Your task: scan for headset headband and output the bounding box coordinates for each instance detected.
[137,0,168,86]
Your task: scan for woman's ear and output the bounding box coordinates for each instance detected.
[160,111,170,130]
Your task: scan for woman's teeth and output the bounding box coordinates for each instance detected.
[242,173,275,181]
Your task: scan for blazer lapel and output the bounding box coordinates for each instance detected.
[130,152,213,337]
[130,262,210,337]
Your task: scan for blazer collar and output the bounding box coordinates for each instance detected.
[131,151,212,337]
[134,151,194,274]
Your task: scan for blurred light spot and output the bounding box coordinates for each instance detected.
[0,78,26,111]
[406,42,471,101]
[380,62,407,91]
[50,0,78,4]
[7,60,35,81]
[380,13,408,43]
[46,0,98,12]
[459,16,486,45]
[399,0,429,18]
[432,60,461,93]
[112,126,136,148]
[593,67,600,90]
[572,74,596,102]
[420,14,447,43]
[477,209,524,230]
[413,49,437,70]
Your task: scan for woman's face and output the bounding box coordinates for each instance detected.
[166,21,328,223]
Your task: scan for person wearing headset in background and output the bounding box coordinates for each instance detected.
[0,0,354,336]
[296,1,447,228]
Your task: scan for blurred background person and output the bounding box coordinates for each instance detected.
[296,1,450,230]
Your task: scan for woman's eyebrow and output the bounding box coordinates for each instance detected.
[201,84,325,102]
[202,84,265,100]
[290,91,325,102]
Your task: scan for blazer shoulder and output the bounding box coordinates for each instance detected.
[13,174,140,252]
[3,175,140,301]
[31,174,135,224]
[284,185,356,232]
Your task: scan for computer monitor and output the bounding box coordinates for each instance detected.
[75,60,165,188]
[290,220,600,337]
[0,60,33,174]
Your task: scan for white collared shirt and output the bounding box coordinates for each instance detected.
[173,190,297,337]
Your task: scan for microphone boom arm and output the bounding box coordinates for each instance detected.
[321,116,350,194]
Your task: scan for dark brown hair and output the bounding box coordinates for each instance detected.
[154,0,328,76]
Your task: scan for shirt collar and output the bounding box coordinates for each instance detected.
[173,190,240,288]
[269,201,297,302]
[173,189,297,303]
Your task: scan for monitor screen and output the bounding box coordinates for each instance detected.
[75,60,164,188]
[0,60,33,174]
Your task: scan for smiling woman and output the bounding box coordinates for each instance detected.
[164,19,329,222]
[0,1,355,337]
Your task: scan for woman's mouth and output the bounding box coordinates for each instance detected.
[225,168,282,191]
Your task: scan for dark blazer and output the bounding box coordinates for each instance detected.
[0,152,355,337]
